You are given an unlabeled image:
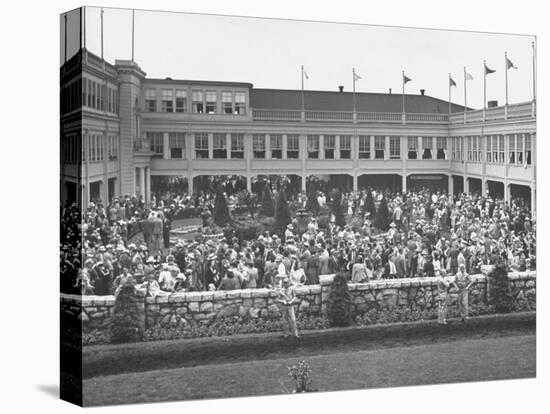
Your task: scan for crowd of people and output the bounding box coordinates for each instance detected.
[60,185,536,305]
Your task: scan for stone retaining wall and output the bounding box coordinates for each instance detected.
[61,271,535,345]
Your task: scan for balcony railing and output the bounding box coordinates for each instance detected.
[448,101,534,124]
[252,108,449,124]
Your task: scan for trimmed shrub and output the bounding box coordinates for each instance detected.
[327,273,353,327]
[213,189,231,227]
[373,197,390,231]
[260,186,275,217]
[275,190,292,232]
[488,262,512,313]
[110,281,145,343]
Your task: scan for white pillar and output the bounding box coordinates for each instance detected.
[145,167,151,207]
[504,183,510,205]
[335,135,341,160]
[448,175,454,198]
[370,136,375,160]
[188,173,194,195]
[163,132,170,159]
[385,135,390,160]
[353,172,358,192]
[266,134,271,159]
[464,177,470,193]
[282,134,288,160]
[226,133,231,159]
[138,167,145,200]
[208,133,213,159]
[402,174,407,193]
[319,135,324,160]
[531,184,536,218]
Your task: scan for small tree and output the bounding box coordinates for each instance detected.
[213,187,231,226]
[275,190,292,232]
[488,261,512,313]
[110,281,144,343]
[305,190,320,215]
[364,189,376,218]
[327,273,352,327]
[373,197,390,231]
[331,190,346,227]
[260,185,275,217]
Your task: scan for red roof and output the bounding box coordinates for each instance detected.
[250,88,467,114]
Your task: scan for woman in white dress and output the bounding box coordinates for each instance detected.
[289,259,306,287]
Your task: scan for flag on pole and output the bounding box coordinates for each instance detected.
[353,71,362,82]
[506,56,517,70]
[403,74,412,84]
[484,64,496,75]
[303,69,309,80]
[464,71,474,81]
[449,76,456,87]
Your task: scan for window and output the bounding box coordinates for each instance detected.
[231,134,244,159]
[195,133,209,159]
[145,89,156,112]
[436,137,446,160]
[422,137,433,159]
[486,136,492,163]
[516,134,523,164]
[161,89,173,112]
[525,134,532,165]
[108,135,118,160]
[492,136,498,164]
[235,92,246,115]
[374,136,385,159]
[287,134,299,159]
[498,135,505,164]
[213,133,227,158]
[192,90,204,113]
[324,135,335,159]
[359,135,370,159]
[340,135,351,159]
[175,90,187,112]
[222,91,233,114]
[82,78,87,107]
[169,132,185,159]
[206,91,217,114]
[407,136,418,159]
[509,135,516,164]
[390,136,400,159]
[253,134,266,158]
[146,132,163,154]
[270,134,282,159]
[307,135,320,159]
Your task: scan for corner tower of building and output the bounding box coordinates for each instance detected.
[115,60,146,197]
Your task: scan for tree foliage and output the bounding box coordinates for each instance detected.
[488,262,512,313]
[110,281,144,343]
[327,273,352,327]
[275,190,292,232]
[213,187,232,226]
[260,185,275,217]
[373,197,390,231]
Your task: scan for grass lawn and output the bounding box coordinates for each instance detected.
[83,334,535,406]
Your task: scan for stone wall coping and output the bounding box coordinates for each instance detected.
[61,270,537,305]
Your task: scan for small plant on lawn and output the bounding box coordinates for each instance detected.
[327,273,353,327]
[488,261,513,313]
[288,360,315,393]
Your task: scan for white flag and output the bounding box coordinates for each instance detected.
[465,71,474,81]
[354,72,362,82]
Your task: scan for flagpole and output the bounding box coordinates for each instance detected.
[402,70,405,114]
[131,9,135,62]
[464,67,468,115]
[483,60,486,122]
[532,41,536,102]
[79,8,82,52]
[301,65,305,112]
[505,52,509,105]
[352,68,357,114]
[101,8,104,61]
[448,73,451,115]
[64,13,67,64]
[83,7,86,50]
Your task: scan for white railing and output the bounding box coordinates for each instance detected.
[357,112,402,122]
[252,109,301,121]
[305,110,353,121]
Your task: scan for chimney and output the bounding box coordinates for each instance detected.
[420,89,425,96]
[389,88,392,94]
[338,85,344,92]
[488,100,498,108]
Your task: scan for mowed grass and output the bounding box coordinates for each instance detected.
[83,334,535,406]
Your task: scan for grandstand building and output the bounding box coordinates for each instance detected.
[60,49,536,214]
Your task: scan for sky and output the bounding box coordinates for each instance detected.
[61,7,536,110]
